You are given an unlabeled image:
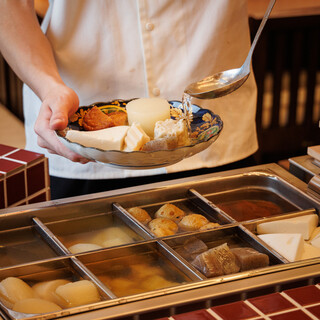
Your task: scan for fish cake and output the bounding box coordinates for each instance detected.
[127,207,152,225]
[155,203,186,223]
[230,247,269,271]
[148,218,178,237]
[178,214,209,231]
[82,106,114,131]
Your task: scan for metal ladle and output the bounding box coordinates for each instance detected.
[184,0,276,99]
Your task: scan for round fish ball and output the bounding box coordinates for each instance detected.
[148,218,178,237]
[127,207,152,225]
[155,203,186,223]
[12,298,62,314]
[126,98,171,138]
[178,214,209,232]
[68,243,102,254]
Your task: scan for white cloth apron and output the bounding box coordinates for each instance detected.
[23,0,258,179]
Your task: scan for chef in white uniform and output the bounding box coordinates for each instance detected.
[0,0,258,199]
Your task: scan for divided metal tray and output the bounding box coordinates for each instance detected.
[0,163,319,320]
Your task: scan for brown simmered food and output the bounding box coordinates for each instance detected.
[217,200,283,221]
[155,203,186,223]
[199,222,220,231]
[176,237,208,262]
[127,207,152,225]
[191,243,240,277]
[148,218,178,237]
[230,247,269,271]
[178,214,209,231]
[82,106,114,131]
[107,111,128,126]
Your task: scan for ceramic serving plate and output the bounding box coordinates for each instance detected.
[56,99,223,169]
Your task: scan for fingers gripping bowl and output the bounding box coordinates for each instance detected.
[56,99,223,169]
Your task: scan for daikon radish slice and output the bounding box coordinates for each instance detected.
[54,280,100,308]
[12,298,62,314]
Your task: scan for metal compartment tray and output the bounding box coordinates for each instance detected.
[0,163,319,319]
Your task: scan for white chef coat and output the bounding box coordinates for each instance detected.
[23,0,258,180]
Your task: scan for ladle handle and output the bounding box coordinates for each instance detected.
[243,0,276,72]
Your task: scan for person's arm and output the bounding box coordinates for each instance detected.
[0,0,88,163]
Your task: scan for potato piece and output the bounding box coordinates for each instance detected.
[68,243,102,254]
[0,277,36,308]
[54,280,100,308]
[32,279,70,304]
[127,207,152,225]
[12,298,62,314]
[91,227,134,247]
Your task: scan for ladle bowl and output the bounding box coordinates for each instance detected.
[185,0,276,99]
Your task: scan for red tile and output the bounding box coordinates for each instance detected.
[6,171,26,206]
[284,285,320,306]
[269,309,312,320]
[27,162,45,195]
[173,309,215,320]
[211,301,258,319]
[0,179,4,208]
[0,158,24,173]
[28,192,48,204]
[306,304,320,318]
[7,149,44,164]
[248,293,295,314]
[0,144,16,156]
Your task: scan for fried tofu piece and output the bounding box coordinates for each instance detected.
[82,106,114,131]
[108,111,128,126]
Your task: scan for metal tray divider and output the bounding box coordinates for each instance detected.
[32,217,70,256]
[187,188,235,224]
[69,257,117,300]
[156,240,206,281]
[112,203,154,239]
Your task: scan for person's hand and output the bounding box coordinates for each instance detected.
[34,83,90,163]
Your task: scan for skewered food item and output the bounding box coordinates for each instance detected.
[127,207,152,225]
[82,106,115,131]
[12,298,62,313]
[230,247,269,271]
[54,280,100,308]
[199,222,220,231]
[191,243,240,277]
[0,277,36,308]
[32,279,71,303]
[148,218,179,237]
[155,203,186,223]
[178,214,209,231]
[126,98,171,137]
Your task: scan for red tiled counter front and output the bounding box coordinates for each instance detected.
[155,285,320,320]
[0,144,50,208]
